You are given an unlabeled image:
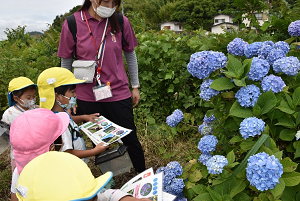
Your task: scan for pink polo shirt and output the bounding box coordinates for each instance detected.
[57,9,138,102]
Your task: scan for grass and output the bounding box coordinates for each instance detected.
[0,117,200,200]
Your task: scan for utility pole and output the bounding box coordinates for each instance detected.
[122,1,125,14]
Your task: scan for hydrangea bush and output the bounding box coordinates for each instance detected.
[165,20,300,200]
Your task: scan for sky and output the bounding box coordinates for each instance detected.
[0,0,84,40]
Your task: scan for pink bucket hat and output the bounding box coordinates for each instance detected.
[10,108,69,174]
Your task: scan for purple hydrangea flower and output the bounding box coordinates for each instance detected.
[197,135,218,153]
[258,44,274,59]
[187,51,227,79]
[200,79,219,101]
[235,85,261,108]
[227,38,249,56]
[206,155,228,174]
[166,161,183,177]
[198,153,212,165]
[239,117,265,139]
[274,41,290,54]
[288,20,300,37]
[273,56,300,76]
[166,109,184,127]
[164,178,185,197]
[244,42,263,58]
[155,167,165,174]
[203,114,216,123]
[262,41,275,47]
[246,152,283,191]
[261,74,286,93]
[247,57,270,81]
[266,49,286,66]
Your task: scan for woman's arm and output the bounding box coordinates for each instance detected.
[61,57,73,71]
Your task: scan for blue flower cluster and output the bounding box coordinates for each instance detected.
[198,153,212,165]
[273,56,300,76]
[197,135,218,153]
[244,42,263,58]
[247,57,270,81]
[187,51,227,79]
[246,152,283,191]
[206,155,228,175]
[296,131,300,140]
[261,74,286,93]
[200,79,219,101]
[288,20,300,37]
[198,123,213,135]
[227,38,249,56]
[239,117,265,139]
[266,49,286,66]
[155,161,185,200]
[203,114,216,123]
[274,41,290,54]
[166,109,184,127]
[235,85,261,108]
[258,43,274,59]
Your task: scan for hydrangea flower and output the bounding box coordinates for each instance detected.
[261,74,286,93]
[244,42,263,58]
[274,41,290,54]
[227,38,249,56]
[198,123,213,135]
[187,51,227,79]
[258,44,274,59]
[262,41,275,47]
[206,155,228,174]
[288,20,300,37]
[197,135,218,153]
[155,167,165,174]
[164,178,185,197]
[203,114,216,124]
[296,130,300,140]
[239,117,265,139]
[162,171,177,186]
[198,153,212,165]
[165,161,183,177]
[200,79,220,101]
[235,85,261,108]
[246,152,283,191]
[273,56,300,76]
[166,109,184,127]
[266,49,286,66]
[247,57,270,81]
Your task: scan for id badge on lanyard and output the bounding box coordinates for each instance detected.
[93,82,112,101]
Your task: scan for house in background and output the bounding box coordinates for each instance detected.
[159,21,183,33]
[211,14,238,34]
[242,12,269,29]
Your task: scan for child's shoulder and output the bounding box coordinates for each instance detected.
[2,106,23,124]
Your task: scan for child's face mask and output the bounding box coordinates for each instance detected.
[57,95,77,110]
[18,97,36,110]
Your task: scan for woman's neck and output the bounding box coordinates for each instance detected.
[87,5,102,21]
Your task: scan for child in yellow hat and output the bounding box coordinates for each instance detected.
[37,67,107,163]
[1,76,37,172]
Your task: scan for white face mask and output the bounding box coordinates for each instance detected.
[18,97,36,110]
[92,0,116,18]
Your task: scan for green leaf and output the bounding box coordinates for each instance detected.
[192,184,208,194]
[277,100,295,114]
[226,54,244,79]
[279,129,296,141]
[260,21,271,31]
[281,157,298,172]
[293,87,300,107]
[221,91,235,99]
[270,179,285,199]
[224,117,239,131]
[148,116,156,125]
[227,150,235,164]
[207,187,222,201]
[295,145,300,159]
[229,136,244,143]
[275,116,295,128]
[210,77,235,91]
[240,140,256,151]
[230,181,247,198]
[285,93,294,109]
[254,90,277,115]
[233,192,251,201]
[242,59,252,77]
[227,134,269,179]
[188,169,203,183]
[229,101,253,118]
[233,77,247,87]
[296,112,300,126]
[281,172,300,186]
[194,193,213,201]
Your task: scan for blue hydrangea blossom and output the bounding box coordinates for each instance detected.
[227,38,249,56]
[197,135,218,153]
[273,56,300,76]
[203,114,216,123]
[206,155,228,174]
[198,123,213,135]
[244,42,263,58]
[166,109,184,127]
[198,153,212,165]
[239,117,265,139]
[288,20,300,37]
[235,85,261,108]
[164,178,185,197]
[165,161,183,177]
[246,152,283,191]
[258,44,274,59]
[274,41,290,54]
[296,131,300,140]
[187,51,227,79]
[266,49,286,66]
[247,57,270,81]
[200,79,220,101]
[261,74,286,93]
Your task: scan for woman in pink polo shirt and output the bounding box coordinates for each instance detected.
[57,0,145,173]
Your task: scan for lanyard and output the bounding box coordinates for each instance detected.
[83,11,110,86]
[14,104,25,112]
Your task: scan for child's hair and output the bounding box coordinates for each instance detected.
[12,85,37,98]
[54,84,76,96]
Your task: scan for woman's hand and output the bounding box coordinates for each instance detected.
[131,88,140,108]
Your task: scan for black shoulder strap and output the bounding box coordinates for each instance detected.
[66,14,77,43]
[117,12,129,46]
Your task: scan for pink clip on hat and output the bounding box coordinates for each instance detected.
[10,108,69,174]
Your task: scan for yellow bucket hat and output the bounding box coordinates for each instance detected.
[16,151,113,201]
[37,67,85,110]
[8,77,36,106]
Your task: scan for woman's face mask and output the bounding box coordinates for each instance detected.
[18,97,36,110]
[92,0,116,18]
[57,95,77,110]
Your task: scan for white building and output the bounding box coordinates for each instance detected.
[242,12,269,29]
[159,21,183,33]
[211,14,238,34]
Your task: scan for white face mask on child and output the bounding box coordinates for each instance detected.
[18,98,36,110]
[92,0,116,18]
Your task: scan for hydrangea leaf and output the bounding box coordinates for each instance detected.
[270,178,285,199]
[292,87,300,107]
[285,93,294,109]
[193,193,213,201]
[296,112,300,126]
[207,187,222,201]
[226,150,235,164]
[229,136,244,143]
[275,116,295,129]
[281,172,300,186]
[210,77,235,91]
[254,90,277,115]
[188,169,203,183]
[279,129,296,141]
[226,54,244,79]
[232,192,251,201]
[229,181,247,198]
[281,157,298,172]
[277,100,295,114]
[233,78,247,87]
[267,109,285,121]
[229,101,253,118]
[240,140,256,151]
[224,118,239,131]
[185,180,196,189]
[261,21,271,31]
[281,186,297,200]
[221,91,235,99]
[192,184,208,195]
[295,146,300,159]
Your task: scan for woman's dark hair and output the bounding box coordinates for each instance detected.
[79,0,121,34]
[55,85,76,96]
[12,85,36,98]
